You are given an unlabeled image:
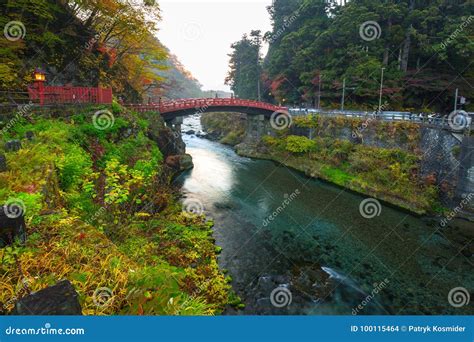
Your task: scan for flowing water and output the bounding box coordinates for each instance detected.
[174,114,474,315]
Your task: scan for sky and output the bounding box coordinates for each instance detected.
[157,0,273,92]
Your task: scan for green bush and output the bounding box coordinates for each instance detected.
[285,135,316,153]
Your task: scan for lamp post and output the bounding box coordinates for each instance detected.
[341,78,346,111]
[378,67,385,114]
[33,68,46,106]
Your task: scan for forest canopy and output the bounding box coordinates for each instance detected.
[0,0,201,102]
[226,0,474,112]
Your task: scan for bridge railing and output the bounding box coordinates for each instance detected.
[125,98,288,114]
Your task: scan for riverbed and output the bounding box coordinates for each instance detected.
[174,114,473,315]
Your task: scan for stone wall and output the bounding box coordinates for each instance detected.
[242,114,472,215]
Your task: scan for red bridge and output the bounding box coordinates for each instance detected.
[125,98,288,119]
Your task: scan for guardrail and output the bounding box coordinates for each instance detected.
[289,108,474,131]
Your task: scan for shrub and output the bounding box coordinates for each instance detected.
[285,135,316,154]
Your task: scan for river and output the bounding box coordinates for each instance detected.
[174,114,473,315]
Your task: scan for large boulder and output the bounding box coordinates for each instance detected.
[165,154,193,172]
[149,127,185,157]
[13,280,82,315]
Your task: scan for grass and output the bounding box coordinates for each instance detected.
[0,104,235,315]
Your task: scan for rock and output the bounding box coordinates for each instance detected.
[179,154,194,170]
[5,140,21,152]
[13,280,82,315]
[149,127,185,156]
[165,154,194,172]
[0,204,26,247]
[25,131,35,141]
[185,130,195,135]
[0,153,6,172]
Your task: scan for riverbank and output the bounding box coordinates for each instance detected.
[179,115,474,315]
[0,104,234,315]
[200,112,443,215]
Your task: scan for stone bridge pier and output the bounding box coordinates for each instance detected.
[246,114,274,140]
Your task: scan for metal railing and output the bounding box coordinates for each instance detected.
[288,108,474,131]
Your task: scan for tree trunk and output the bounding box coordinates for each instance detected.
[383,17,392,66]
[400,0,415,72]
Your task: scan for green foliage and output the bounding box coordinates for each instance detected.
[284,135,316,153]
[229,0,474,111]
[0,108,232,315]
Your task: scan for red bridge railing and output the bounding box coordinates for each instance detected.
[125,98,287,114]
[28,85,112,105]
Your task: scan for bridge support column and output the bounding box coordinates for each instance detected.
[165,117,183,133]
[246,115,266,140]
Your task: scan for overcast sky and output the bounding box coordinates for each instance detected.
[157,0,273,92]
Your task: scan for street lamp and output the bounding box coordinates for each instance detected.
[33,68,46,106]
[378,67,385,114]
[34,68,46,82]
